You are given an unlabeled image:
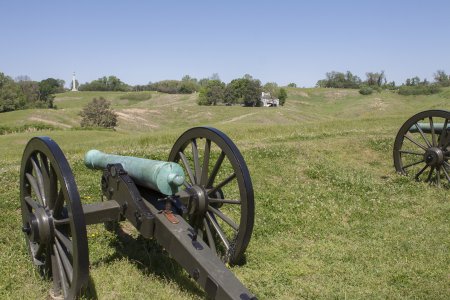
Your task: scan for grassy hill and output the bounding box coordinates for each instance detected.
[0,88,449,299]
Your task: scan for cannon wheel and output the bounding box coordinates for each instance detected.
[20,137,89,299]
[393,110,450,187]
[169,127,254,265]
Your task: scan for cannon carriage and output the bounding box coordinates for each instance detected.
[393,109,450,187]
[20,127,256,299]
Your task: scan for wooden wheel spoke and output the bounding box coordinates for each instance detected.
[25,196,40,210]
[206,213,230,250]
[203,218,217,254]
[208,205,239,231]
[208,198,241,205]
[425,166,435,182]
[54,218,70,225]
[404,133,428,151]
[179,151,196,185]
[436,166,441,186]
[31,155,47,206]
[191,139,201,184]
[438,119,448,147]
[51,253,61,293]
[402,159,425,170]
[25,173,43,205]
[207,151,225,188]
[442,165,450,182]
[43,156,58,210]
[34,242,45,260]
[55,237,73,282]
[443,141,450,150]
[183,181,192,189]
[400,150,424,156]
[53,189,65,218]
[200,139,211,186]
[208,172,236,196]
[429,117,437,147]
[55,229,73,254]
[415,164,429,179]
[38,153,52,207]
[53,244,69,296]
[414,123,432,148]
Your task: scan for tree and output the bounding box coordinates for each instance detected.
[15,75,32,82]
[365,71,385,87]
[79,97,118,128]
[18,80,40,106]
[224,76,262,106]
[316,71,361,88]
[434,70,450,87]
[0,72,26,112]
[198,80,225,105]
[263,82,279,98]
[210,73,221,81]
[404,76,422,86]
[287,83,297,88]
[198,78,210,87]
[278,88,287,106]
[38,78,63,108]
[78,76,130,91]
[179,75,199,93]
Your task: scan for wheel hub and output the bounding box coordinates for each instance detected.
[424,147,444,166]
[24,206,54,245]
[186,185,209,227]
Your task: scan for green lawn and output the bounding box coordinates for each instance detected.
[0,88,449,299]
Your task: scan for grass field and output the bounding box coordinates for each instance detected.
[0,88,449,299]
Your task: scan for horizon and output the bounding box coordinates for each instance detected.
[1,1,450,88]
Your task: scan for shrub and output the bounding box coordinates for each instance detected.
[398,85,441,96]
[0,123,55,135]
[79,97,118,129]
[359,86,373,95]
[119,92,152,101]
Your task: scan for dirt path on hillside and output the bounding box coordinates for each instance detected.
[29,117,72,128]
[221,112,257,124]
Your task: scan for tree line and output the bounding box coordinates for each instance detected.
[0,73,64,112]
[198,74,287,106]
[316,70,450,95]
[85,73,288,106]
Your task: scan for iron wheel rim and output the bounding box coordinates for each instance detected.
[20,136,89,299]
[393,109,450,187]
[168,127,255,265]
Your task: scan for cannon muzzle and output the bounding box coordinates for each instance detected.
[84,150,185,195]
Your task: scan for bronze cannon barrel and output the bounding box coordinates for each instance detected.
[408,123,448,134]
[84,150,185,195]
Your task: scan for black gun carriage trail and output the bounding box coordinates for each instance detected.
[19,127,257,300]
[393,109,450,187]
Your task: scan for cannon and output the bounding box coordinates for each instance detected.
[393,109,450,187]
[19,127,256,299]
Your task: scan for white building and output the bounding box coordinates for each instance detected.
[260,92,279,107]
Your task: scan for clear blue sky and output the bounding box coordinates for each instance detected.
[1,0,450,87]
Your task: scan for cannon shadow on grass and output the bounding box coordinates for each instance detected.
[83,275,98,299]
[91,224,205,298]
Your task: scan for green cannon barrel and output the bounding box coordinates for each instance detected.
[409,123,448,134]
[84,150,185,195]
